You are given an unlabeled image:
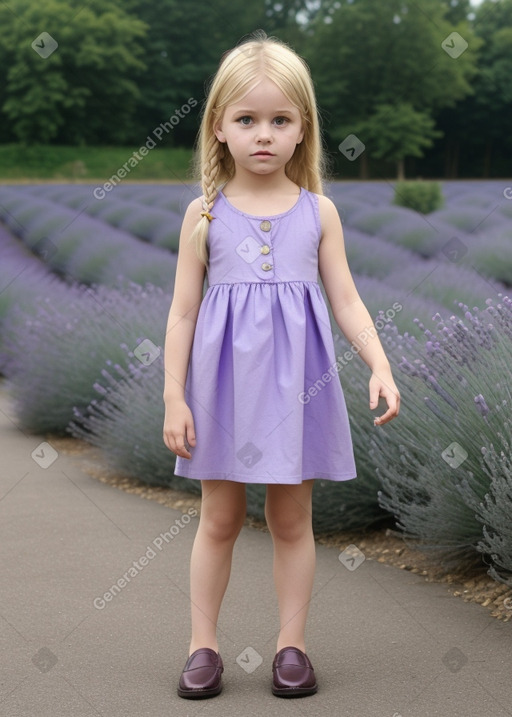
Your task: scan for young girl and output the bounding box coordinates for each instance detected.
[163,31,400,699]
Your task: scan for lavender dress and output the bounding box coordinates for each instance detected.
[174,187,357,485]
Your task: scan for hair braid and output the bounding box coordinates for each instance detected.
[202,133,222,214]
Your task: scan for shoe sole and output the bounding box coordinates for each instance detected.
[272,683,318,697]
[177,683,222,699]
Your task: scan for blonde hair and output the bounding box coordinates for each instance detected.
[189,30,327,266]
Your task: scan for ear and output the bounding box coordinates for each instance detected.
[214,120,226,143]
[296,125,304,145]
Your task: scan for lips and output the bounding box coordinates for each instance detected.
[252,151,274,156]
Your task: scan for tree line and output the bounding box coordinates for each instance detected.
[0,0,510,178]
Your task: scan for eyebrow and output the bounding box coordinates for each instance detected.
[233,109,295,114]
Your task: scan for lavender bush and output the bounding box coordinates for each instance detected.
[0,188,176,291]
[374,295,512,575]
[473,431,512,584]
[349,206,418,236]
[2,282,170,433]
[428,206,505,234]
[69,352,198,495]
[343,229,416,279]
[350,274,446,338]
[0,228,70,362]
[460,229,512,287]
[386,259,503,313]
[21,186,183,252]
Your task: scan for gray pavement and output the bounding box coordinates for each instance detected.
[1,385,511,717]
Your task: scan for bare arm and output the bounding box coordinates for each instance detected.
[163,196,206,456]
[317,195,400,425]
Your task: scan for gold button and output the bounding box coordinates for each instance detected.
[260,220,271,232]
[261,262,273,271]
[261,245,270,255]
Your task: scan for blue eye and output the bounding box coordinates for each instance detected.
[274,117,289,126]
[238,116,252,125]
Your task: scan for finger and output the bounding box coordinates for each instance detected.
[164,432,192,459]
[374,408,394,425]
[185,419,196,446]
[369,383,381,409]
[175,439,192,458]
[374,398,400,425]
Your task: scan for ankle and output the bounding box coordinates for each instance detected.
[189,642,219,656]
[276,641,306,653]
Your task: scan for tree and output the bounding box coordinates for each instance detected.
[0,0,147,144]
[304,0,481,178]
[351,103,443,179]
[438,0,512,177]
[122,0,312,147]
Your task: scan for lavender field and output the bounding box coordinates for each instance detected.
[0,181,511,582]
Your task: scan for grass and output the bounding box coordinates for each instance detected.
[0,144,195,181]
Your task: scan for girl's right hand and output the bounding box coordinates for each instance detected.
[163,399,196,459]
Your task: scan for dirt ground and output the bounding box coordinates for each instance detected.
[50,435,512,623]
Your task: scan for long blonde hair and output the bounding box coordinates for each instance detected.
[189,30,327,266]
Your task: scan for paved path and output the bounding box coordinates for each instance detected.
[1,388,511,717]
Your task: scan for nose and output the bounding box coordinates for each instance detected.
[256,122,273,143]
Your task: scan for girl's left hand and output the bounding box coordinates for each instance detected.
[369,370,400,426]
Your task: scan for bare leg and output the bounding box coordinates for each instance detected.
[264,480,316,653]
[188,480,246,655]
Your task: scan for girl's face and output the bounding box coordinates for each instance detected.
[214,76,304,178]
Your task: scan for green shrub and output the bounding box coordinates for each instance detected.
[393,181,444,214]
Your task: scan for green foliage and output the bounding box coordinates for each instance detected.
[0,0,147,144]
[308,0,481,134]
[353,104,443,178]
[393,181,444,214]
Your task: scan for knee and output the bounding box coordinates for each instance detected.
[265,506,312,543]
[200,508,245,543]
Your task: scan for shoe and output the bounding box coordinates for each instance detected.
[272,646,318,697]
[177,647,224,699]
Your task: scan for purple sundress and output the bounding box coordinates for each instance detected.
[174,186,357,485]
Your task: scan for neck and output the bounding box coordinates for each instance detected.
[225,166,298,197]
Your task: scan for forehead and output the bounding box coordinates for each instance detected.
[226,77,298,112]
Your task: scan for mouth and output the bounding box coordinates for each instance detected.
[252,151,275,156]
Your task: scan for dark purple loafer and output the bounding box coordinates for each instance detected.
[272,646,318,697]
[177,647,224,699]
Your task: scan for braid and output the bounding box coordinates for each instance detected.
[202,134,222,213]
[189,133,225,267]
